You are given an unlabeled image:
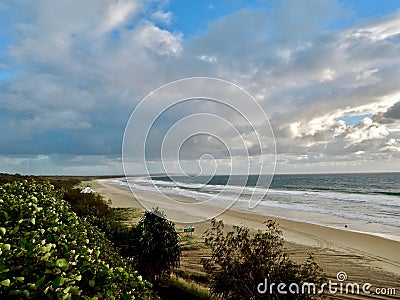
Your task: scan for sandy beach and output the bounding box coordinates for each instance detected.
[91,179,400,299]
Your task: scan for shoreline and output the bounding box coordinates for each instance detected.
[90,179,400,277]
[105,178,400,243]
[106,176,400,243]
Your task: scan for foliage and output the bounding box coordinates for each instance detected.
[201,219,325,300]
[0,173,82,189]
[0,180,152,299]
[126,208,181,283]
[173,270,209,286]
[162,276,215,300]
[63,188,113,220]
[112,208,143,221]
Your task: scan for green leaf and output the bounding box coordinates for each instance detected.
[26,242,34,252]
[60,242,68,252]
[0,279,10,287]
[1,244,11,251]
[0,265,9,273]
[8,290,22,296]
[0,227,6,235]
[24,266,34,272]
[11,225,19,234]
[18,238,27,246]
[52,275,64,287]
[55,258,69,270]
[35,276,45,287]
[88,279,95,287]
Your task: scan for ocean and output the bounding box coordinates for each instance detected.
[110,172,400,241]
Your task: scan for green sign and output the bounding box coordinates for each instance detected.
[184,227,195,233]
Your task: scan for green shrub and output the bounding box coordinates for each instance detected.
[63,188,112,219]
[125,208,181,283]
[202,219,325,300]
[0,181,152,299]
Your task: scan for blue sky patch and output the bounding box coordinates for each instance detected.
[335,113,373,126]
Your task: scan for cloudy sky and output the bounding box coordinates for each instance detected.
[1,0,400,175]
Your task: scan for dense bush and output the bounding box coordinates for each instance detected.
[0,181,152,299]
[202,219,325,300]
[0,173,82,190]
[63,188,112,220]
[124,208,181,283]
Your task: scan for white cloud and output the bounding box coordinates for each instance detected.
[135,21,182,56]
[198,55,217,63]
[2,0,400,174]
[348,10,400,41]
[345,121,389,144]
[100,0,140,33]
[319,68,335,82]
[151,11,173,25]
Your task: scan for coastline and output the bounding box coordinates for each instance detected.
[106,176,400,243]
[90,179,400,279]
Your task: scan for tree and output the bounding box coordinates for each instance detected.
[127,208,181,283]
[201,219,325,300]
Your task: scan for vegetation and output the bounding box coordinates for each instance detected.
[0,180,152,299]
[63,187,112,220]
[180,235,207,251]
[163,276,214,300]
[124,208,181,283]
[112,208,143,221]
[0,173,81,189]
[201,219,325,300]
[0,175,196,299]
[0,173,326,300]
[173,270,209,286]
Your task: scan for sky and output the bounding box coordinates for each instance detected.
[1,0,400,175]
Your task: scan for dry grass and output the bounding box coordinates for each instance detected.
[167,275,215,300]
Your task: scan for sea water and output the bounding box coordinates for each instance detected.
[110,173,400,241]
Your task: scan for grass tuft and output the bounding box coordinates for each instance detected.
[166,276,215,300]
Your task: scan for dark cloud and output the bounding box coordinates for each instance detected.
[383,101,400,120]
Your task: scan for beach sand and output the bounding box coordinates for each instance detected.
[91,179,400,299]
